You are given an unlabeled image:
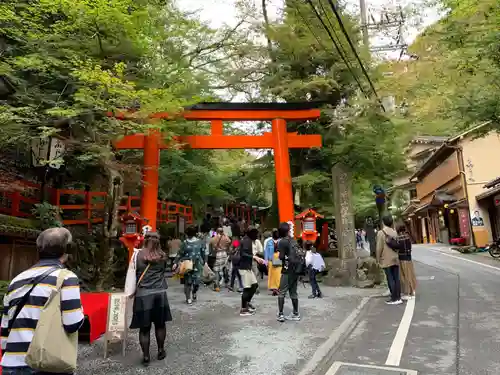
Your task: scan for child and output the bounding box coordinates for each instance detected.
[305,240,325,298]
[396,225,417,300]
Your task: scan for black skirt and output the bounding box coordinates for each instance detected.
[130,289,173,329]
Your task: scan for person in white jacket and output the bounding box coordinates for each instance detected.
[305,241,325,298]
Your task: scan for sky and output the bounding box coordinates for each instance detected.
[176,0,442,59]
[174,0,442,142]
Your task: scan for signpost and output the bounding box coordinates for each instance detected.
[104,293,128,358]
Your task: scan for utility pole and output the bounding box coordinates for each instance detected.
[359,0,369,47]
[358,0,408,57]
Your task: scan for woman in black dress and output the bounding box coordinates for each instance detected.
[130,232,172,366]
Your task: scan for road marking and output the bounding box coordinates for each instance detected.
[385,297,416,367]
[298,297,371,375]
[427,249,500,272]
[327,362,418,375]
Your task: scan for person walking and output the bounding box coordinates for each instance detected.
[209,228,231,291]
[277,222,303,322]
[376,215,403,305]
[1,227,84,375]
[238,227,265,316]
[129,232,172,366]
[396,225,417,300]
[228,238,243,292]
[264,229,281,295]
[173,226,205,305]
[305,240,325,298]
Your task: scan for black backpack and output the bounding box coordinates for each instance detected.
[288,238,307,275]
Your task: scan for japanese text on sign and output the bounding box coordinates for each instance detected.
[107,293,127,333]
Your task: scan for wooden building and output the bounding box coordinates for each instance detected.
[407,123,500,247]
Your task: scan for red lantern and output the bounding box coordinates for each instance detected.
[295,209,324,243]
[120,212,144,261]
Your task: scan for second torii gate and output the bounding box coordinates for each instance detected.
[113,102,322,231]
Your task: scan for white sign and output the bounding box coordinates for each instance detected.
[30,137,66,169]
[104,293,128,358]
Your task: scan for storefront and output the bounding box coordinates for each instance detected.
[410,148,472,245]
[476,177,500,242]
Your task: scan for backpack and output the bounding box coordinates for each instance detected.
[231,242,242,266]
[286,238,306,275]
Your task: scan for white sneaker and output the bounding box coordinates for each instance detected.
[401,295,409,301]
[385,299,403,305]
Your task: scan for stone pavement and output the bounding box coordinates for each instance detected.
[76,280,381,375]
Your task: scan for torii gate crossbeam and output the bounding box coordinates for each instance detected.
[112,102,322,231]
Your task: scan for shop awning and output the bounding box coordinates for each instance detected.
[476,185,500,201]
[414,203,431,214]
[448,198,468,208]
[401,204,417,216]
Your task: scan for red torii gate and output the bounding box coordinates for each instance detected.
[112,102,322,231]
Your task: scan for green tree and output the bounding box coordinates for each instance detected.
[0,0,253,288]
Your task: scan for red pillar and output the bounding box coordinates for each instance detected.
[272,119,294,224]
[141,130,160,231]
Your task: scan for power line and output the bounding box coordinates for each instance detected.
[325,0,384,108]
[300,0,369,97]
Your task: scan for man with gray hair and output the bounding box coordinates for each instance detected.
[1,227,85,374]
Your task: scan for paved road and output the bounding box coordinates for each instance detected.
[77,279,380,375]
[321,245,500,375]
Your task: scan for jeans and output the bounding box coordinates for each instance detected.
[215,268,229,288]
[384,265,401,301]
[308,267,321,296]
[230,266,243,289]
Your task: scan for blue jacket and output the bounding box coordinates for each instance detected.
[264,238,277,261]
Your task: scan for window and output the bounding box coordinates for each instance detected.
[409,188,417,199]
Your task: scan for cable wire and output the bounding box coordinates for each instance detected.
[325,0,386,110]
[300,0,368,97]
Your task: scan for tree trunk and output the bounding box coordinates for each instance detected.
[94,167,123,291]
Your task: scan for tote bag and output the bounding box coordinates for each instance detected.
[25,269,78,373]
[124,249,140,297]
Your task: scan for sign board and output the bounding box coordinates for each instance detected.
[104,293,128,358]
[30,137,66,169]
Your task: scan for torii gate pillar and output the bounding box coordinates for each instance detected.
[141,130,161,231]
[272,119,294,223]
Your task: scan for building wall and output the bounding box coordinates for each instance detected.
[461,132,500,246]
[416,151,462,200]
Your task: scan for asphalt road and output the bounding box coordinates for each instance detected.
[322,245,500,375]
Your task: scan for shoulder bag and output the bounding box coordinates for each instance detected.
[7,266,60,330]
[25,269,78,373]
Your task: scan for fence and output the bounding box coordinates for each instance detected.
[0,180,193,230]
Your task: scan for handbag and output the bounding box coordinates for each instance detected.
[124,249,140,297]
[179,259,193,275]
[25,269,78,373]
[272,258,282,267]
